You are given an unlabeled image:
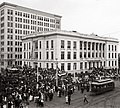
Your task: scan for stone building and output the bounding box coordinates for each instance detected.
[22,30,119,73]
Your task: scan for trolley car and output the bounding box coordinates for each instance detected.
[90,79,115,95]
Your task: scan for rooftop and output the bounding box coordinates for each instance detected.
[0,2,62,18]
[22,30,119,43]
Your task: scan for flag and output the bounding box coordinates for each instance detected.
[58,70,67,77]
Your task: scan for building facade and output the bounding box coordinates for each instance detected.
[22,30,119,73]
[0,2,61,71]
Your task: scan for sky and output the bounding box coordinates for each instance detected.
[1,0,120,51]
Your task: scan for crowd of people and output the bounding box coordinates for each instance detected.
[0,65,119,108]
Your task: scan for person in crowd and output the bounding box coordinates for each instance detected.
[65,93,68,104]
[67,88,72,105]
[0,65,117,107]
[40,92,44,107]
[83,94,89,104]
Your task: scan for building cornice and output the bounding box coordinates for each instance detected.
[0,2,62,18]
[22,30,119,43]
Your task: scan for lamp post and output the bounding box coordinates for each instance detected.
[73,63,76,82]
[36,64,39,89]
[56,58,58,87]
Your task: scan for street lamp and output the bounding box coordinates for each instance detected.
[56,58,58,87]
[36,64,39,89]
[73,63,76,82]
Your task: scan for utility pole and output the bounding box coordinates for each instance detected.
[73,63,76,82]
[56,58,58,87]
[36,64,39,89]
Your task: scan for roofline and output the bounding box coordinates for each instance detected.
[0,2,62,18]
[22,30,119,43]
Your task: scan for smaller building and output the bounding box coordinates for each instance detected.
[22,30,119,73]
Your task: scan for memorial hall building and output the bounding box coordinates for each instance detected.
[22,30,119,73]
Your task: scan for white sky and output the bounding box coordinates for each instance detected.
[1,0,120,51]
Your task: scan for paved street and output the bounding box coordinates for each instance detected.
[27,80,120,108]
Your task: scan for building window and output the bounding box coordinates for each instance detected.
[99,43,102,51]
[51,40,54,49]
[67,63,71,70]
[73,63,77,70]
[67,52,71,59]
[80,41,82,50]
[1,41,4,46]
[1,17,4,22]
[109,61,111,67]
[112,53,114,58]
[1,9,4,16]
[115,53,117,58]
[51,51,54,60]
[103,53,104,58]
[7,9,13,15]
[61,40,65,49]
[67,41,71,49]
[46,52,49,59]
[99,53,101,58]
[109,45,110,51]
[1,54,4,58]
[115,61,117,66]
[46,63,49,68]
[73,41,77,49]
[1,23,4,28]
[92,43,95,50]
[80,52,82,58]
[104,61,105,67]
[88,52,90,58]
[61,51,65,59]
[96,43,98,50]
[84,52,86,58]
[61,63,64,70]
[1,29,4,34]
[85,62,87,69]
[39,52,41,59]
[34,52,38,59]
[92,52,94,58]
[80,62,83,69]
[24,52,26,59]
[97,62,99,68]
[46,41,49,49]
[112,45,114,51]
[96,52,98,58]
[29,42,31,49]
[1,35,4,39]
[84,42,87,50]
[39,41,41,49]
[1,62,4,66]
[35,41,38,49]
[103,44,105,51]
[88,42,91,50]
[112,61,114,66]
[115,45,117,51]
[1,48,4,52]
[109,53,110,58]
[51,63,53,69]
[73,52,77,59]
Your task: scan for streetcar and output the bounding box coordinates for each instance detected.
[90,79,115,95]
